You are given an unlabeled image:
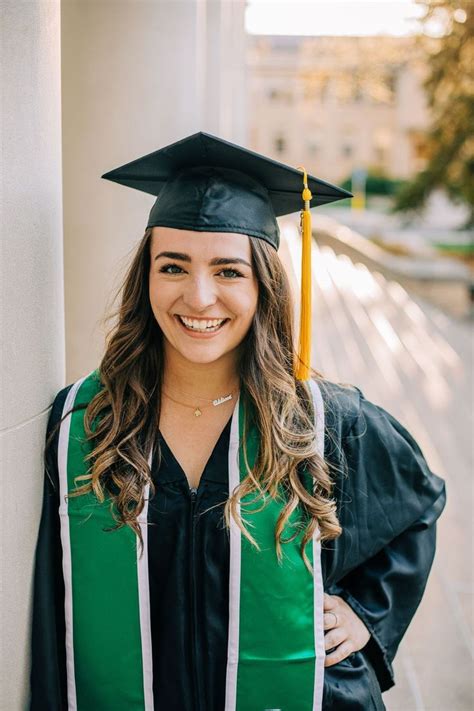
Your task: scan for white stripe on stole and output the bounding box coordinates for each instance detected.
[308,378,326,711]
[57,375,88,711]
[225,393,242,710]
[225,384,326,710]
[138,453,155,710]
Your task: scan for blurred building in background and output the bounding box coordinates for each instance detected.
[247,34,429,183]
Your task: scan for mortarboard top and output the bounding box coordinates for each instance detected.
[101,131,352,251]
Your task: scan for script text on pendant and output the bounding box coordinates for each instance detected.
[212,394,233,406]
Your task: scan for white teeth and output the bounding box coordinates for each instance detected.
[178,316,226,331]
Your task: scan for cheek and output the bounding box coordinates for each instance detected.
[148,283,171,327]
[232,285,258,322]
[244,282,259,315]
[148,281,159,312]
[149,279,173,309]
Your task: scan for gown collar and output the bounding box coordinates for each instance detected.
[153,404,237,486]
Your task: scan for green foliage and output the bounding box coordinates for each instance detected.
[434,242,474,256]
[340,172,406,196]
[393,1,474,227]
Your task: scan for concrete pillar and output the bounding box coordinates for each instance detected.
[204,0,248,139]
[0,2,64,708]
[61,0,247,382]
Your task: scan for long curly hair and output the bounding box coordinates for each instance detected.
[61,227,343,574]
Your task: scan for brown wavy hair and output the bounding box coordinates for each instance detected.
[61,227,343,574]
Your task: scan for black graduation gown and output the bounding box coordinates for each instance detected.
[29,378,447,710]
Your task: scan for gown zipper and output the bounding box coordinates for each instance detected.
[189,485,201,711]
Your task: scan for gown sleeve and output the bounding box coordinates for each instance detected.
[30,386,71,711]
[328,387,447,693]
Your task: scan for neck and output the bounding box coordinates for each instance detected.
[162,348,241,401]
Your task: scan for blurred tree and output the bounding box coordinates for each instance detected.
[392,0,474,227]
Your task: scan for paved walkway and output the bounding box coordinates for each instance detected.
[280,222,473,711]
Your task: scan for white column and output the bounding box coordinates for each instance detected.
[204,0,248,140]
[0,1,64,708]
[62,0,248,382]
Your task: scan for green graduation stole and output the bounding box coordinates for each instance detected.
[57,369,325,710]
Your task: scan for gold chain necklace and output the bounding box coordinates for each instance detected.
[161,387,240,417]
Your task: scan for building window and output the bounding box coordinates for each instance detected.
[353,83,363,103]
[268,89,293,104]
[275,136,286,154]
[374,146,386,166]
[373,128,391,168]
[342,144,353,158]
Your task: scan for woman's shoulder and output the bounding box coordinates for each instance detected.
[47,383,74,433]
[310,375,363,438]
[312,374,427,459]
[47,369,102,432]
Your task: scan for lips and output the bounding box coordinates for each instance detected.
[174,314,230,336]
[177,315,228,321]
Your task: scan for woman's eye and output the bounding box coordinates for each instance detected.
[159,264,243,279]
[159,263,183,274]
[219,268,243,279]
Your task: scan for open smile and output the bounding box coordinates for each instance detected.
[174,314,230,336]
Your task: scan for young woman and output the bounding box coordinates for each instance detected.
[30,133,446,711]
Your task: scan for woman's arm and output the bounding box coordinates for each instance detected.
[331,490,445,690]
[330,389,447,692]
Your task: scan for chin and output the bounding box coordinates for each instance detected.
[181,351,226,365]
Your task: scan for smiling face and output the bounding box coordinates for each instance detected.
[149,226,259,367]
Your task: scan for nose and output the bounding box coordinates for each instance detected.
[182,273,218,312]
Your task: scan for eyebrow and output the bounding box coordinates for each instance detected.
[154,251,252,268]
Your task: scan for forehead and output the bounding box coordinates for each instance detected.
[150,226,251,258]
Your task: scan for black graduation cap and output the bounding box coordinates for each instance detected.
[101,131,352,251]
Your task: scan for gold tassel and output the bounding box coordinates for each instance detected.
[294,166,312,381]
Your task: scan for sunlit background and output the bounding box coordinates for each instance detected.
[242,11,472,708]
[246,0,428,36]
[243,0,472,283]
